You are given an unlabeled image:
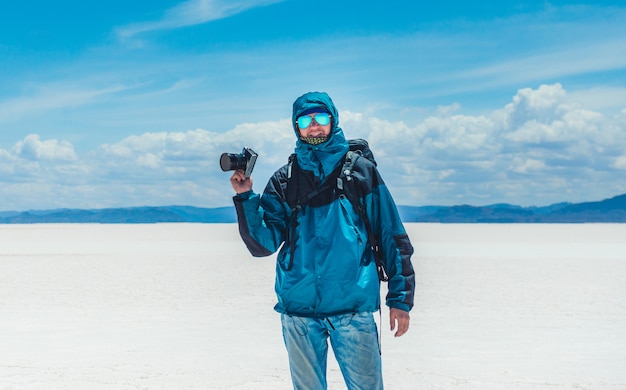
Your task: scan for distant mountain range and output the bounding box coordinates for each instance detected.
[398,193,626,223]
[1,194,625,224]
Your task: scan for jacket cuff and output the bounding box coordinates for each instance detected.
[387,302,412,312]
[233,190,254,201]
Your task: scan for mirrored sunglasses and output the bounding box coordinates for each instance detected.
[297,113,331,129]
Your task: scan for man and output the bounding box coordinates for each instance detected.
[229,91,415,389]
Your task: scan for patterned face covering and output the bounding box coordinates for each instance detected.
[300,136,330,145]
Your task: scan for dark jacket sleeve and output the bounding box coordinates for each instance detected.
[356,161,416,312]
[232,169,290,257]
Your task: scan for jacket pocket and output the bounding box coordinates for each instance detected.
[337,196,368,269]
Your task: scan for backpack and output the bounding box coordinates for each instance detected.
[285,139,388,282]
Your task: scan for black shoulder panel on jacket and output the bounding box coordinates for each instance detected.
[349,154,383,199]
[233,196,274,257]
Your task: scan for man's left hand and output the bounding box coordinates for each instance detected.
[389,308,410,337]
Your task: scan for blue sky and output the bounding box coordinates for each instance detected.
[1,0,626,210]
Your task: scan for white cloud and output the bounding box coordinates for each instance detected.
[511,157,546,174]
[502,84,569,127]
[506,120,557,144]
[498,84,622,156]
[307,84,626,206]
[567,86,626,113]
[614,156,626,170]
[1,84,626,210]
[13,135,77,161]
[115,0,286,40]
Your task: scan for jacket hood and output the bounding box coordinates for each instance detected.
[292,92,349,180]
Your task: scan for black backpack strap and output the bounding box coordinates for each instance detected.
[338,151,388,282]
[285,153,298,209]
[285,154,300,271]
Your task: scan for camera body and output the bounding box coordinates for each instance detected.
[220,147,258,178]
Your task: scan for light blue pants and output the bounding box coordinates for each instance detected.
[281,312,383,390]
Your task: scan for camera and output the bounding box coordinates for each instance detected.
[220,147,258,178]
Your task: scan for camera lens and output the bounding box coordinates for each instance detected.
[220,153,234,171]
[220,153,247,172]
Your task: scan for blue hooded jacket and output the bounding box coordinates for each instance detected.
[233,92,415,317]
